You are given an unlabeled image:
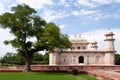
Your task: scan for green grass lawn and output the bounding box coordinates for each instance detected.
[0,72,97,80]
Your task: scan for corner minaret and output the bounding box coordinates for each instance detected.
[49,48,60,65]
[104,30,115,51]
[104,29,115,65]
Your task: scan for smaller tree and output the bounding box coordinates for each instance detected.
[115,53,120,65]
[43,53,49,64]
[0,57,5,66]
[32,53,43,64]
[1,52,13,66]
[15,53,25,65]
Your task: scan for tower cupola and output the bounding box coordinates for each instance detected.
[104,29,115,51]
[90,39,98,50]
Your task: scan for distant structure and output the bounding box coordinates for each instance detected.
[49,30,116,65]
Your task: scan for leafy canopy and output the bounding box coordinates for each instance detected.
[0,4,71,55]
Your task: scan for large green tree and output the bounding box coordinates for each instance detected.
[0,4,71,72]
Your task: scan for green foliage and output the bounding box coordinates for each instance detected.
[0,52,25,65]
[0,4,46,52]
[72,69,78,75]
[41,22,71,51]
[0,72,97,80]
[115,53,120,65]
[43,53,49,64]
[0,58,5,66]
[0,52,49,65]
[32,53,43,64]
[15,53,25,65]
[0,4,71,72]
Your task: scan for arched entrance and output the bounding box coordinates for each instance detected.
[79,56,84,63]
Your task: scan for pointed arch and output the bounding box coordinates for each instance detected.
[79,56,84,63]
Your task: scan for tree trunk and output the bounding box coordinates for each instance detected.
[23,53,31,72]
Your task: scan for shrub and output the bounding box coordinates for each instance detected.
[72,69,78,75]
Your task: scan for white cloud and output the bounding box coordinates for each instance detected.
[0,1,4,11]
[76,0,95,8]
[92,13,103,20]
[95,12,120,20]
[0,1,8,14]
[71,8,120,20]
[71,9,100,16]
[75,0,116,8]
[59,0,70,7]
[42,9,69,22]
[115,0,120,2]
[59,24,66,29]
[71,11,79,16]
[93,0,113,4]
[17,0,54,9]
[0,0,18,14]
[105,14,120,19]
[82,28,120,53]
[0,29,15,57]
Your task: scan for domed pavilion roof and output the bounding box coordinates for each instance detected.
[69,34,88,43]
[105,29,114,36]
[91,39,97,44]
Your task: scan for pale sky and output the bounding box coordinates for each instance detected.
[0,0,120,57]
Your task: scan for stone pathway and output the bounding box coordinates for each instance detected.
[87,70,120,80]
